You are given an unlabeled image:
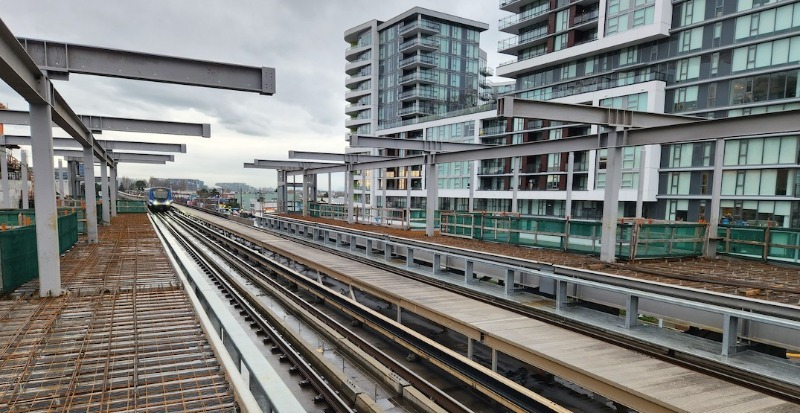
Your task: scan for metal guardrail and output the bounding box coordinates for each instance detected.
[255,214,800,355]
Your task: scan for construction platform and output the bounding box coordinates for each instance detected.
[0,213,237,412]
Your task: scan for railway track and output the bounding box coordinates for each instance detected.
[157,210,588,412]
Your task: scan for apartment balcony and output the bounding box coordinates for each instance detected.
[479,92,495,101]
[398,103,434,117]
[499,0,539,13]
[399,37,439,53]
[572,10,600,26]
[480,66,494,76]
[478,167,511,175]
[345,72,372,87]
[345,44,371,60]
[345,116,371,128]
[345,102,372,114]
[399,19,440,36]
[345,87,371,101]
[498,5,551,34]
[399,54,437,69]
[498,28,549,55]
[479,80,492,89]
[398,71,437,85]
[398,88,437,101]
[344,59,370,75]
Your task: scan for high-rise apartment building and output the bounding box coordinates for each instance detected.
[345,1,800,227]
[344,8,490,136]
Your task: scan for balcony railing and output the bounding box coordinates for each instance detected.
[498,5,551,30]
[399,37,439,52]
[480,66,494,76]
[499,0,527,8]
[399,71,437,84]
[498,27,549,51]
[398,104,434,116]
[399,19,440,35]
[399,54,437,68]
[399,88,437,100]
[573,10,600,25]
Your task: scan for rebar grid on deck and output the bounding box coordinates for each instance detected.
[0,214,237,412]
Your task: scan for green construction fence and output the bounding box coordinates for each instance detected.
[0,212,79,293]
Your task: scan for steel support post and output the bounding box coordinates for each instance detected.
[83,146,99,243]
[468,161,475,212]
[67,160,79,197]
[396,306,402,323]
[327,172,331,204]
[0,147,8,208]
[722,314,740,356]
[600,129,624,262]
[465,259,474,284]
[491,348,498,372]
[99,162,110,224]
[30,100,61,296]
[302,172,309,217]
[384,242,392,261]
[556,280,568,310]
[346,165,354,224]
[505,269,515,295]
[406,248,414,267]
[276,170,286,214]
[565,152,574,219]
[58,159,65,200]
[635,147,647,218]
[432,253,440,274]
[467,338,474,360]
[21,150,29,209]
[707,138,725,258]
[625,295,639,328]
[424,159,438,237]
[511,156,519,213]
[110,166,118,217]
[405,168,411,229]
[361,171,367,221]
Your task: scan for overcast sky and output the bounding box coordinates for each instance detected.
[1,1,507,190]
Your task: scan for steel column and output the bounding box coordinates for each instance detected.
[20,150,28,209]
[0,147,8,208]
[99,161,110,224]
[511,156,519,213]
[110,166,117,217]
[600,129,624,262]
[405,167,411,229]
[30,100,61,296]
[707,138,726,258]
[83,146,98,243]
[625,295,639,329]
[277,170,287,214]
[722,314,740,356]
[346,165,354,224]
[636,147,647,218]
[302,172,308,217]
[565,152,574,219]
[57,159,65,199]
[425,159,438,237]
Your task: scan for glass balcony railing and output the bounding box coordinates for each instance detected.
[498,27,549,51]
[398,104,434,116]
[573,10,600,25]
[399,54,437,68]
[399,71,437,84]
[399,88,437,100]
[399,19,440,35]
[498,5,551,30]
[399,37,439,52]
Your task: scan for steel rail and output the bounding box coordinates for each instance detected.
[174,209,570,413]
[255,216,800,404]
[153,213,353,413]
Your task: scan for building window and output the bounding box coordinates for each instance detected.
[674,85,699,111]
[678,27,703,52]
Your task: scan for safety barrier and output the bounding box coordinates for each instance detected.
[308,203,430,229]
[116,199,147,213]
[440,212,706,260]
[0,212,78,293]
[718,225,800,264]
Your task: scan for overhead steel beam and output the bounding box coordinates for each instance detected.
[497,97,703,127]
[349,135,495,151]
[289,150,395,163]
[19,37,276,95]
[2,135,187,153]
[251,159,342,169]
[54,149,174,163]
[64,156,166,165]
[0,109,211,137]
[623,109,800,146]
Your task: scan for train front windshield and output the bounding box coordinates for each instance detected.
[153,188,170,200]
